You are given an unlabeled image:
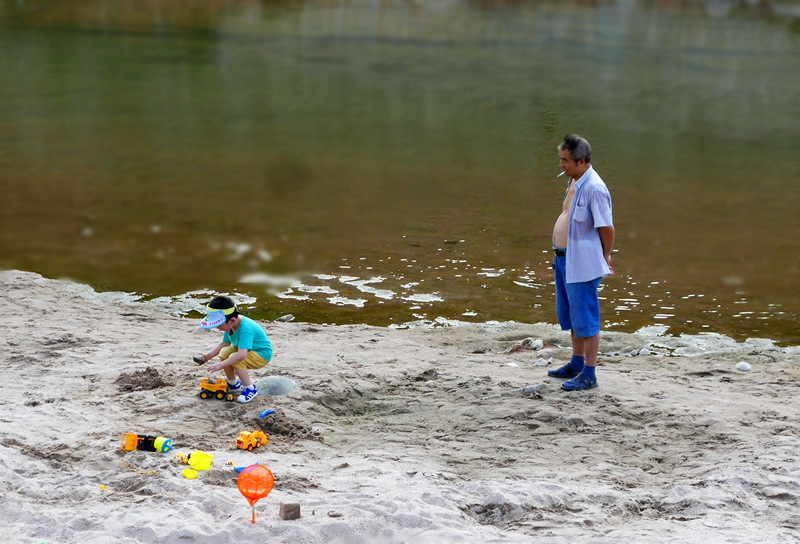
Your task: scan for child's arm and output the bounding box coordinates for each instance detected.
[207,348,248,373]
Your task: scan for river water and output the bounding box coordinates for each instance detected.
[1,1,797,344]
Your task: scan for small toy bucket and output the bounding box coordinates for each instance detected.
[189,451,213,471]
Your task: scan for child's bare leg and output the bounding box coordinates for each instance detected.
[219,347,238,383]
[235,368,252,387]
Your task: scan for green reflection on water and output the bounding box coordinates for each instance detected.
[1,1,798,344]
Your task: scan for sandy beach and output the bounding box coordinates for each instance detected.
[1,269,798,543]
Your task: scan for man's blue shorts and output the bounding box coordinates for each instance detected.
[553,254,602,338]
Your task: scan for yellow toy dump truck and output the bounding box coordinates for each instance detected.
[198,378,234,401]
[236,430,268,451]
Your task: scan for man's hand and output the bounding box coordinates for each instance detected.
[606,254,614,275]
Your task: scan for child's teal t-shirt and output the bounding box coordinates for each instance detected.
[222,316,273,361]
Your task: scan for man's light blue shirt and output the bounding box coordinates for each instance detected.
[566,165,613,283]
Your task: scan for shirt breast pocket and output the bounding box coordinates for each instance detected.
[573,205,590,223]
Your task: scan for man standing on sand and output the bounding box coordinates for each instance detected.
[547,134,615,390]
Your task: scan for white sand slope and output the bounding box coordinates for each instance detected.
[1,270,798,543]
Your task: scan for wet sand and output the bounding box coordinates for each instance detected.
[1,270,798,543]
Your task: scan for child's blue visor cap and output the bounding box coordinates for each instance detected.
[200,310,226,329]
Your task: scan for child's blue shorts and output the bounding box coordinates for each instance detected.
[553,254,602,338]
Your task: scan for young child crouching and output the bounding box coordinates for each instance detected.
[196,296,272,403]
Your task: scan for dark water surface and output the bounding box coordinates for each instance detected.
[1,1,798,344]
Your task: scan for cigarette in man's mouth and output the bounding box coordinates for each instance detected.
[557,171,565,178]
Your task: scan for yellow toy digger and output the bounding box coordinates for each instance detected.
[236,430,268,451]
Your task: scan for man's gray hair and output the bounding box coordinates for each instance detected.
[558,134,592,163]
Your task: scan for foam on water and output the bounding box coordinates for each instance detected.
[328,296,368,307]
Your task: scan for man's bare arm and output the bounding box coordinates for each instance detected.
[598,225,615,274]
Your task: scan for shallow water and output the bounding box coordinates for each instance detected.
[0,1,797,344]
